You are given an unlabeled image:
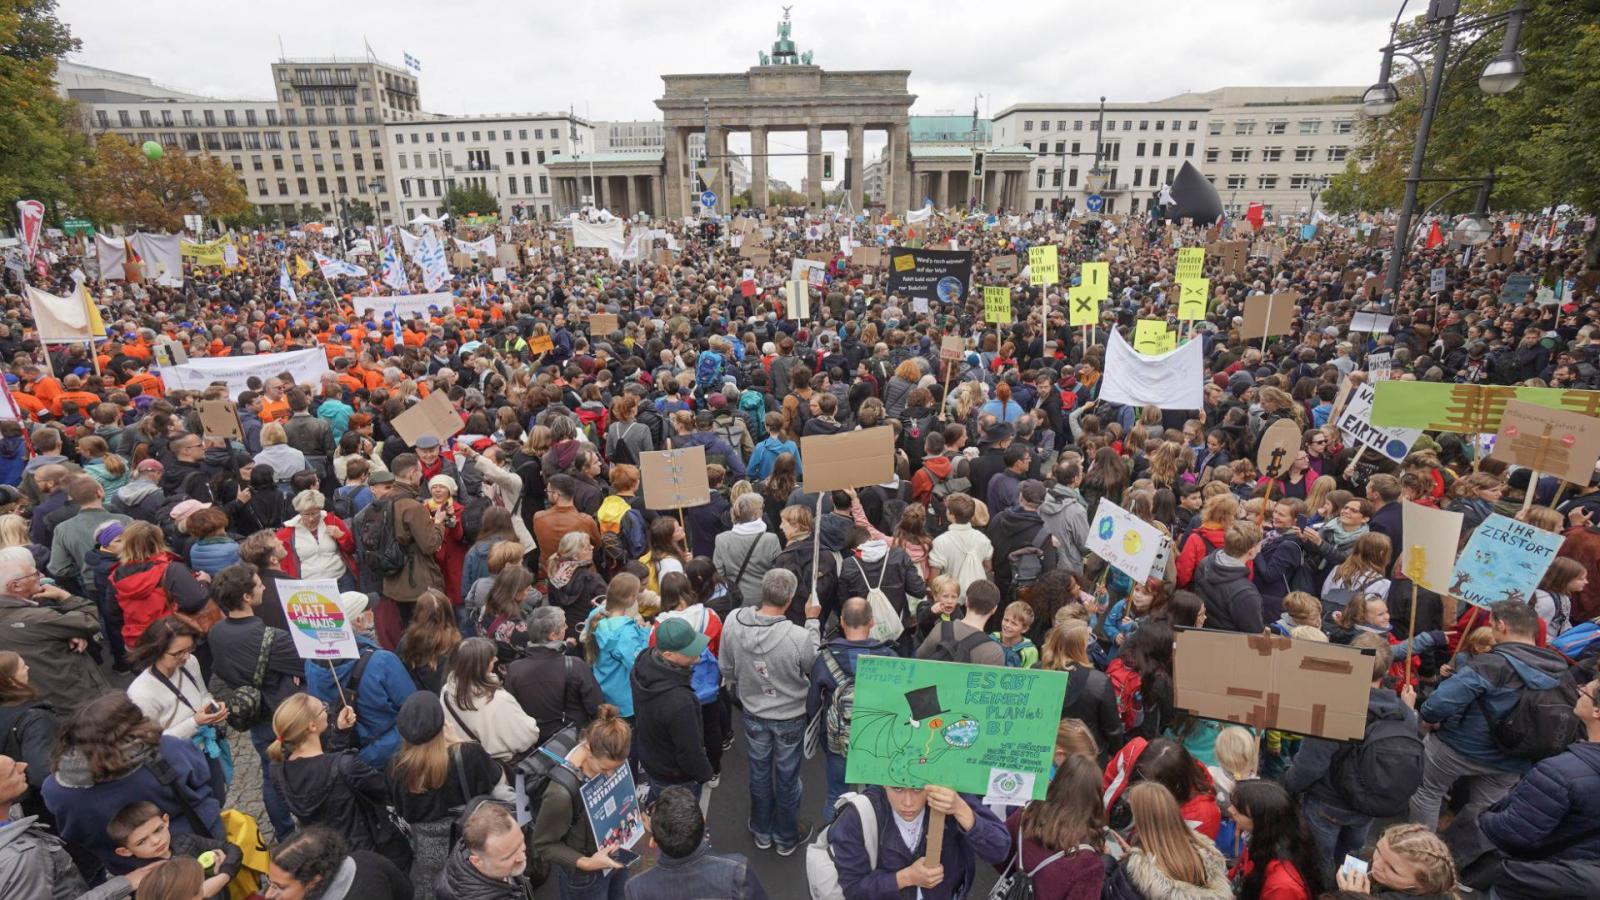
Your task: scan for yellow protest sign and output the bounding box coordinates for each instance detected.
[1080,262,1109,301]
[983,286,1011,323]
[1029,245,1059,286]
[1068,285,1099,327]
[1176,247,1205,282]
[1134,319,1176,354]
[1176,278,1209,321]
[180,240,226,267]
[893,254,916,272]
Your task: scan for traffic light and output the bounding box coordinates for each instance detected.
[972,151,985,179]
[822,153,835,181]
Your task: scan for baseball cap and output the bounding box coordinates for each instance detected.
[136,459,164,474]
[170,499,211,521]
[655,618,710,658]
[368,469,395,486]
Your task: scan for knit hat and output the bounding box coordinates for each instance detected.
[396,692,445,745]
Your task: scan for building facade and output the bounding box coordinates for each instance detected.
[387,113,592,222]
[1190,87,1362,215]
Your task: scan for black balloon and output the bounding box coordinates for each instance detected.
[1155,161,1224,225]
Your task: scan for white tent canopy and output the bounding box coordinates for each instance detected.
[407,213,450,226]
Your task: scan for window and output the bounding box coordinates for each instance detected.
[312,154,323,171]
[356,176,367,192]
[1068,168,1078,187]
[1104,121,1113,131]
[288,132,300,149]
[1073,120,1083,131]
[1298,120,1322,134]
[536,150,545,164]
[204,133,221,150]
[535,129,544,139]
[114,110,130,128]
[329,130,340,148]
[353,154,363,171]
[538,175,547,193]
[1189,120,1198,131]
[297,177,308,193]
[1234,121,1255,135]
[1294,147,1316,163]
[1184,142,1194,156]
[519,129,528,140]
[1137,120,1148,131]
[1227,174,1247,190]
[1035,170,1045,188]
[1133,168,1143,187]
[1054,141,1065,155]
[1023,120,1034,132]
[1089,119,1099,131]
[506,150,514,165]
[251,155,263,171]
[1037,144,1048,157]
[1205,148,1220,163]
[456,131,465,142]
[337,176,347,193]
[398,154,408,169]
[345,108,356,124]
[1040,120,1050,131]
[276,177,288,196]
[305,108,316,124]
[244,133,262,149]
[1332,120,1353,134]
[365,109,375,123]
[285,109,297,125]
[1327,146,1349,162]
[138,110,152,127]
[413,153,422,168]
[1149,167,1159,185]
[333,153,344,171]
[223,110,236,126]
[223,133,242,150]
[362,88,371,102]
[1208,121,1222,135]
[1154,120,1164,131]
[308,131,320,149]
[292,154,304,172]
[95,110,110,128]
[182,134,200,151]
[1165,167,1175,182]
[1258,175,1278,190]
[1168,142,1178,156]
[369,130,380,147]
[505,177,515,196]
[440,131,450,142]
[1152,142,1163,157]
[1262,147,1282,162]
[1290,174,1314,189]
[264,132,281,149]
[1124,120,1133,131]
[521,150,530,164]
[1230,148,1250,163]
[1265,121,1287,135]
[401,179,412,198]
[317,177,328,193]
[159,110,173,126]
[270,155,282,171]
[349,130,360,148]
[253,177,266,194]
[1051,168,1062,187]
[1071,141,1080,155]
[1136,142,1146,157]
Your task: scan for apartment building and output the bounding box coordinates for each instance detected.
[388,113,593,222]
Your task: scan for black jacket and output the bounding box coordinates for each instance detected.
[986,507,1057,598]
[629,649,713,786]
[0,701,57,819]
[1061,665,1125,761]
[1283,687,1416,809]
[772,537,840,626]
[967,447,1009,509]
[272,738,394,861]
[503,645,603,739]
[837,548,927,620]
[1191,552,1264,634]
[434,843,534,900]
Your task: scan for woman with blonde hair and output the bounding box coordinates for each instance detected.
[1322,532,1393,622]
[1147,441,1186,492]
[77,434,129,496]
[1041,624,1123,760]
[1304,475,1338,523]
[1335,823,1457,897]
[253,422,307,484]
[1103,782,1231,898]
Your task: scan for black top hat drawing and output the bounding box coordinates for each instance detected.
[904,685,948,726]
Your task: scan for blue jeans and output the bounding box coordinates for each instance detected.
[558,865,630,900]
[744,712,804,848]
[824,749,850,822]
[250,720,295,841]
[1302,794,1372,884]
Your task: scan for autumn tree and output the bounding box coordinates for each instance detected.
[443,185,499,218]
[74,134,250,231]
[0,0,86,213]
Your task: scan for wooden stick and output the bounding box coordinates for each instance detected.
[327,659,349,709]
[1550,482,1569,510]
[924,809,947,867]
[938,353,955,422]
[1404,580,1420,685]
[1520,470,1540,515]
[1258,478,1273,526]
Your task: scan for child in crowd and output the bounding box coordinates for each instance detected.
[915,574,962,645]
[992,600,1039,668]
[1210,725,1259,863]
[108,801,243,899]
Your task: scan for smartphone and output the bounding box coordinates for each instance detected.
[611,847,641,867]
[1341,854,1369,876]
[1295,515,1309,529]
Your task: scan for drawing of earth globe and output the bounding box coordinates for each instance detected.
[936,276,965,303]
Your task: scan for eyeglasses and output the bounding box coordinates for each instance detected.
[1310,437,1327,445]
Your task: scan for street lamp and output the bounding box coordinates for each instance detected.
[1308,177,1328,218]
[189,190,210,238]
[1363,0,1529,304]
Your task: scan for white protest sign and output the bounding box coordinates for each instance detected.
[1349,312,1394,333]
[1337,382,1421,463]
[1086,499,1164,581]
[276,578,359,660]
[351,292,454,318]
[159,347,330,397]
[1429,268,1447,294]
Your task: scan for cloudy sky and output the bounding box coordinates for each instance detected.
[56,0,1406,187]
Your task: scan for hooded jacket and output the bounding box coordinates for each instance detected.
[304,635,418,769]
[1037,484,1089,571]
[630,649,713,785]
[1101,837,1232,900]
[433,843,534,900]
[273,744,394,860]
[828,784,1008,900]
[986,506,1056,597]
[1190,552,1264,635]
[719,606,822,720]
[837,542,927,621]
[1420,642,1574,773]
[910,454,957,505]
[1479,741,1600,899]
[586,612,649,716]
[1283,687,1417,809]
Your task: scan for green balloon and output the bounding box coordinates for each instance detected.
[142,141,164,160]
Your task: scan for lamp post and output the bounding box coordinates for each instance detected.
[369,178,385,230]
[1365,0,1528,306]
[1308,176,1328,219]
[189,190,209,238]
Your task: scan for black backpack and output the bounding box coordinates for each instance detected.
[1474,649,1582,761]
[329,650,376,726]
[513,724,584,843]
[1330,706,1424,818]
[925,620,995,664]
[1007,530,1057,598]
[359,499,409,578]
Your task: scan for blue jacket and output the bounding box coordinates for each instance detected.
[623,841,767,900]
[188,536,241,578]
[1419,642,1570,773]
[830,785,1008,900]
[806,637,898,725]
[587,610,650,717]
[671,431,746,479]
[1479,741,1600,898]
[316,398,354,444]
[746,436,799,481]
[304,635,417,769]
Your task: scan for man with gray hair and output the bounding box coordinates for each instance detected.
[0,546,107,714]
[719,567,821,854]
[504,604,603,739]
[713,493,781,607]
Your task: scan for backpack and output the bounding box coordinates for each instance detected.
[740,389,768,438]
[459,494,492,545]
[1551,621,1600,662]
[1330,707,1424,818]
[989,826,1075,900]
[806,793,878,900]
[1006,530,1056,598]
[609,423,643,467]
[212,628,276,730]
[1106,657,1144,731]
[820,650,859,756]
[1473,649,1582,761]
[596,495,634,571]
[926,620,996,664]
[695,351,725,388]
[359,498,409,578]
[328,486,358,523]
[679,606,721,705]
[512,726,584,864]
[952,542,989,598]
[925,466,972,536]
[713,414,744,457]
[853,557,905,643]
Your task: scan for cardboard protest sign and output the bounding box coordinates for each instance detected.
[988,254,1018,275]
[1241,292,1298,341]
[844,656,1066,802]
[198,399,244,442]
[639,446,711,510]
[1086,499,1164,581]
[887,248,973,304]
[390,390,465,448]
[1067,285,1098,327]
[1491,399,1600,485]
[983,287,1011,323]
[1175,247,1205,281]
[1176,279,1209,321]
[527,334,555,355]
[785,280,810,319]
[276,579,359,660]
[1336,383,1421,464]
[1255,420,1302,479]
[588,313,619,336]
[1398,501,1464,593]
[581,764,644,852]
[939,335,965,362]
[1174,629,1373,741]
[1028,245,1059,285]
[1080,262,1109,300]
[801,427,896,494]
[1450,513,1564,609]
[1133,319,1175,354]
[851,246,883,268]
[1369,383,1600,434]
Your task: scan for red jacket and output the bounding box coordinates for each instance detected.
[1102,737,1222,840]
[911,455,956,506]
[1176,525,1227,588]
[1234,851,1312,900]
[274,512,357,578]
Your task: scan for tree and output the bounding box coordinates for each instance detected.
[0,0,87,213]
[341,199,374,226]
[74,134,249,231]
[444,185,498,217]
[296,203,325,224]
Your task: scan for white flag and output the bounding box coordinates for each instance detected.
[394,226,422,257]
[1098,329,1203,410]
[380,234,410,293]
[416,227,451,292]
[278,262,298,304]
[314,252,369,279]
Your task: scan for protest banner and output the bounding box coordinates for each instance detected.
[580,764,644,852]
[1449,513,1564,609]
[640,446,711,510]
[1175,247,1205,281]
[1132,319,1175,354]
[1491,399,1600,487]
[197,399,244,442]
[1336,383,1421,464]
[1349,312,1394,334]
[589,313,619,336]
[801,428,896,494]
[1080,262,1109,300]
[1086,499,1164,582]
[159,347,330,396]
[983,286,1011,323]
[1099,330,1203,410]
[390,390,465,448]
[276,579,359,661]
[1398,502,1465,594]
[1369,383,1600,434]
[1176,279,1208,321]
[1241,292,1298,342]
[351,292,454,318]
[1256,420,1302,480]
[887,248,974,304]
[1174,629,1373,741]
[1028,245,1058,286]
[1067,285,1098,327]
[845,656,1066,804]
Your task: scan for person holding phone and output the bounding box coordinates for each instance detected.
[529,704,636,900]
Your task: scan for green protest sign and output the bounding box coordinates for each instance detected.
[844,656,1066,804]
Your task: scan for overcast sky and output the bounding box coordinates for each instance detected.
[57,0,1406,188]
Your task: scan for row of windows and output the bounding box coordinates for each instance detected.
[1206,146,1349,163]
[398,173,549,198]
[102,105,390,130]
[243,173,380,197]
[1022,117,1199,133]
[394,148,552,170]
[1218,173,1327,190]
[394,126,567,145]
[1208,119,1354,136]
[116,128,384,159]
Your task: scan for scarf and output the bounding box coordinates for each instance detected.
[731,519,767,537]
[1321,521,1369,550]
[857,539,889,564]
[311,856,359,900]
[54,738,158,789]
[549,558,583,589]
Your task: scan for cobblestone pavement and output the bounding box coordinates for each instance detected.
[226,729,272,837]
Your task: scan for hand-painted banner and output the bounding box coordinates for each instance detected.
[159,347,330,396]
[1450,513,1563,608]
[351,292,454,319]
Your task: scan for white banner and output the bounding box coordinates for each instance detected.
[1336,382,1420,464]
[1086,498,1165,582]
[573,217,625,251]
[416,227,451,292]
[395,226,422,257]
[26,285,92,342]
[94,234,127,280]
[128,233,183,287]
[314,252,369,279]
[352,292,453,318]
[906,205,934,224]
[1098,329,1203,410]
[452,235,497,258]
[159,347,330,397]
[275,578,359,660]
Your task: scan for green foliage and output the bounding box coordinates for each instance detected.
[74,134,249,231]
[444,185,498,217]
[0,0,85,212]
[296,203,325,224]
[341,199,374,226]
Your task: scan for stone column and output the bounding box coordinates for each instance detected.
[847,124,864,211]
[806,125,824,209]
[651,173,665,219]
[663,126,685,218]
[626,175,639,218]
[889,121,912,215]
[750,126,769,209]
[936,170,948,209]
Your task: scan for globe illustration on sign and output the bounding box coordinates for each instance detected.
[1122,531,1143,556]
[1097,516,1115,541]
[936,276,965,304]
